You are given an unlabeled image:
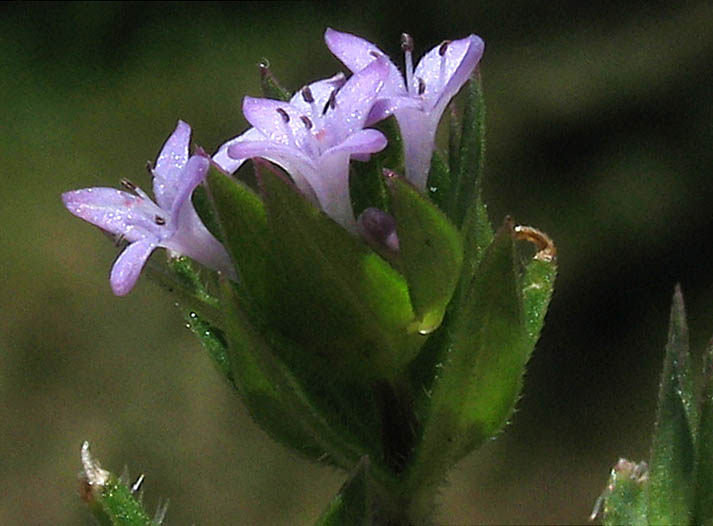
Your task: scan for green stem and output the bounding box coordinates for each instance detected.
[144,261,222,327]
[374,377,439,526]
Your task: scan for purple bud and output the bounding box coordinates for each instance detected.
[357,207,400,253]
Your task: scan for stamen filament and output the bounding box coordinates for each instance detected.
[401,33,415,96]
[322,90,337,115]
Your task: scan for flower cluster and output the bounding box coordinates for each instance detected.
[66,29,562,526]
[63,29,483,295]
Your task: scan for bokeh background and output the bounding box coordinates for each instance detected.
[2,1,713,524]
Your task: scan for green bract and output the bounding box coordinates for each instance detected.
[594,287,713,526]
[79,443,166,526]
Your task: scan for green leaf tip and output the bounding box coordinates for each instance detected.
[694,337,713,526]
[648,286,696,526]
[590,288,713,526]
[205,164,272,310]
[80,442,167,526]
[448,71,486,228]
[386,171,463,335]
[259,59,291,101]
[514,225,557,346]
[316,457,375,526]
[591,458,649,526]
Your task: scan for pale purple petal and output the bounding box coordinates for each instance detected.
[164,204,236,280]
[164,153,235,278]
[227,139,318,204]
[413,34,484,111]
[351,153,372,162]
[62,187,166,243]
[324,28,406,95]
[242,97,304,146]
[322,129,386,158]
[213,127,265,174]
[366,95,422,125]
[230,141,355,231]
[110,239,157,296]
[168,154,209,221]
[325,30,485,192]
[329,57,389,138]
[311,151,355,232]
[153,120,191,210]
[393,107,440,191]
[289,73,346,115]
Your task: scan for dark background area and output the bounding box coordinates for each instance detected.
[2,1,713,524]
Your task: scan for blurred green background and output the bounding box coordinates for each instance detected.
[2,1,713,524]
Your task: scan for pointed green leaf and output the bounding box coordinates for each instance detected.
[183,309,234,387]
[350,116,403,217]
[145,256,222,327]
[80,443,161,526]
[648,286,696,525]
[315,457,375,526]
[259,61,291,101]
[594,459,649,526]
[694,339,713,526]
[458,194,493,297]
[406,221,529,499]
[425,150,451,213]
[219,279,372,468]
[205,166,271,309]
[443,220,527,453]
[521,257,557,347]
[376,116,404,175]
[448,72,486,228]
[257,161,420,376]
[192,183,223,243]
[388,175,462,334]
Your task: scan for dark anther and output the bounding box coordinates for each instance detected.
[120,179,137,192]
[417,77,426,95]
[154,215,166,225]
[300,115,313,129]
[145,160,154,176]
[276,107,290,123]
[369,50,381,59]
[438,40,450,56]
[301,86,314,104]
[322,90,337,115]
[400,33,414,52]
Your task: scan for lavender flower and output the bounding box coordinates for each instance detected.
[325,28,484,191]
[213,58,390,232]
[62,121,234,296]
